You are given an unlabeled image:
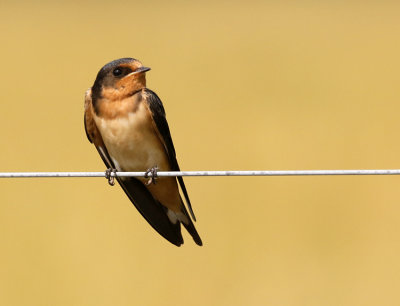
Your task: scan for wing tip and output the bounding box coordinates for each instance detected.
[117,177,187,247]
[182,219,203,247]
[194,236,203,246]
[168,236,184,247]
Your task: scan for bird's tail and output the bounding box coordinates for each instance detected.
[179,200,203,246]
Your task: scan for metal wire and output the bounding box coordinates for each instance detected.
[1,169,400,178]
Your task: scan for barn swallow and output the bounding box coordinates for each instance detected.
[84,58,202,246]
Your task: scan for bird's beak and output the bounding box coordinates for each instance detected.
[135,66,151,74]
[125,66,151,78]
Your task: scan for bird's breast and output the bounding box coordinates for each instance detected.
[93,100,169,172]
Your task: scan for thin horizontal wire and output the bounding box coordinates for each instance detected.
[1,169,400,178]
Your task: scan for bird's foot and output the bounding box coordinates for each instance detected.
[105,168,117,186]
[144,166,159,185]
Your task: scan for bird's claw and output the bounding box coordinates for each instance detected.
[105,168,117,186]
[144,166,158,185]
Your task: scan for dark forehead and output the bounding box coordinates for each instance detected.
[99,58,136,74]
[93,57,138,89]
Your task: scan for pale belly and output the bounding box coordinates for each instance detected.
[93,101,182,212]
[93,103,170,172]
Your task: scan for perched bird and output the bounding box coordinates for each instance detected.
[84,58,202,246]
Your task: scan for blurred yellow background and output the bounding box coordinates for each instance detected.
[0,1,400,305]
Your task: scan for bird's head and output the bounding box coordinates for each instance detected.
[91,58,151,102]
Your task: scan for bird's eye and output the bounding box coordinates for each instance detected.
[113,68,122,76]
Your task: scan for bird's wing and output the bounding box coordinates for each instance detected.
[143,89,197,221]
[84,89,184,246]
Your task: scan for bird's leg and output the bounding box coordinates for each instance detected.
[105,168,117,186]
[144,166,159,185]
